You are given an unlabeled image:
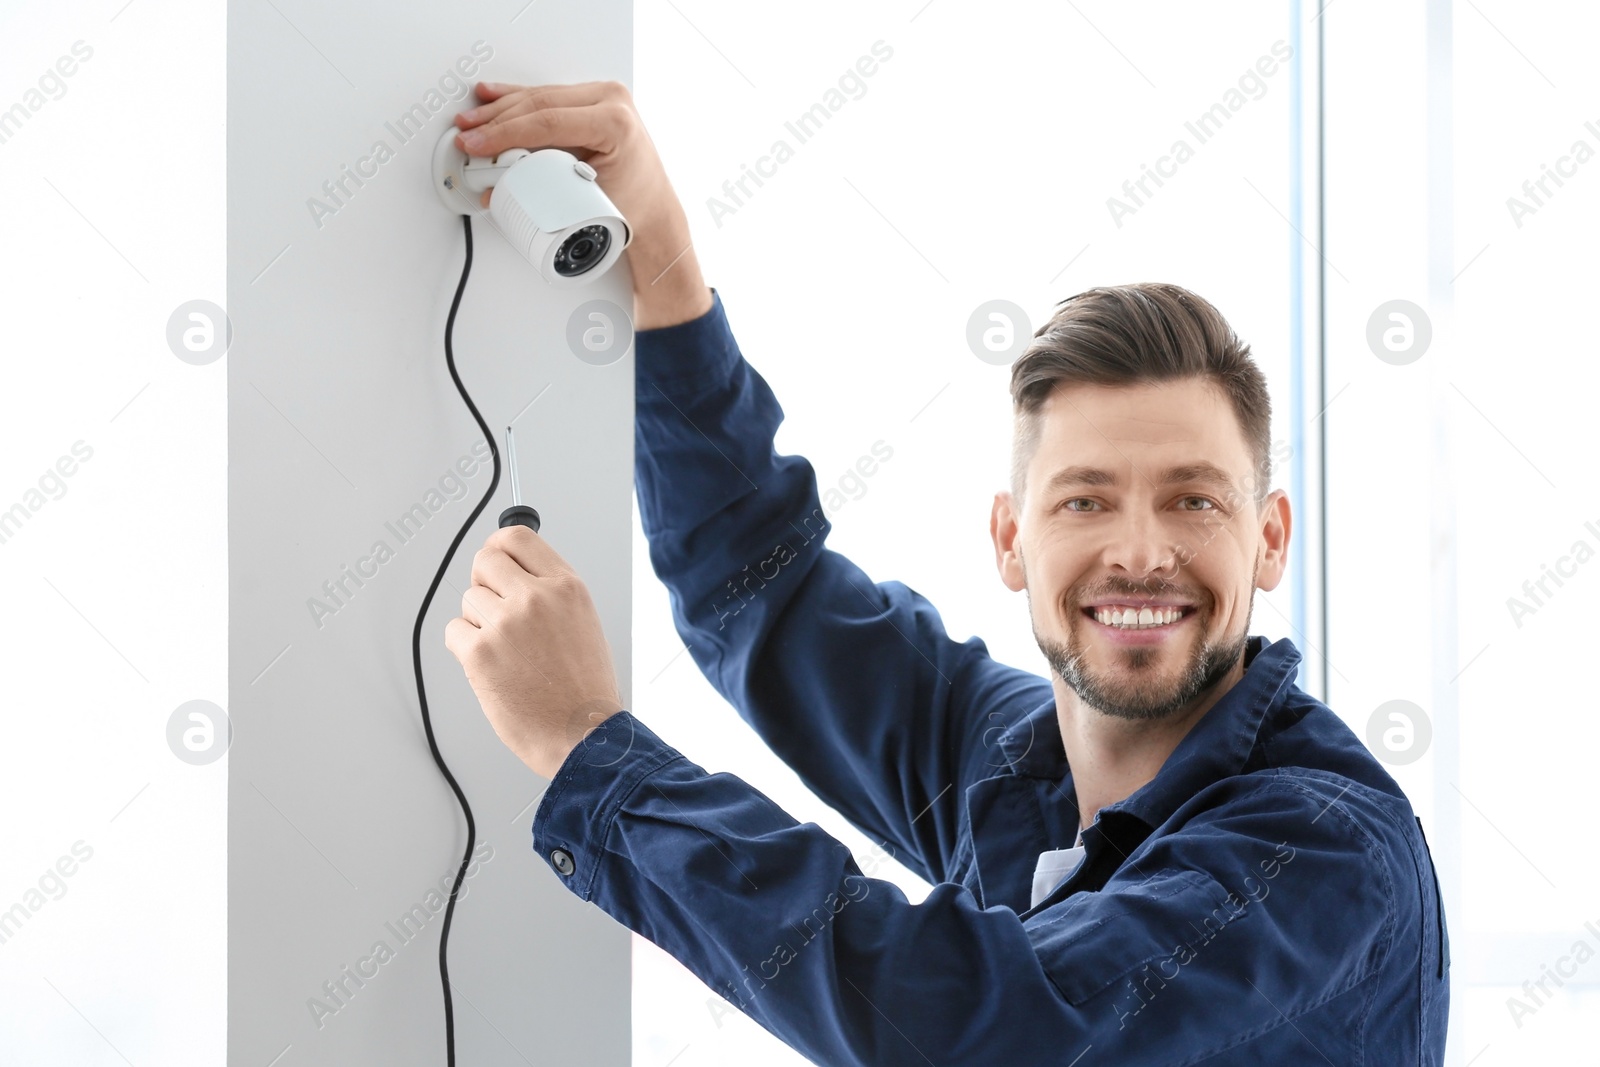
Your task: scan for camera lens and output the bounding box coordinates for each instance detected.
[555,224,612,277]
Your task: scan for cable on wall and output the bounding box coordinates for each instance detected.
[409,213,496,1067]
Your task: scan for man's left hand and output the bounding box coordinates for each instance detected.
[444,524,624,780]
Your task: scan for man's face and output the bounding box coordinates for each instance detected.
[991,378,1289,723]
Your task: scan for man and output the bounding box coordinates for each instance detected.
[444,80,1450,1065]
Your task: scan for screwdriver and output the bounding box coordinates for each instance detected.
[498,425,541,532]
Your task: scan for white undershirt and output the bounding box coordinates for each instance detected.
[1029,838,1087,909]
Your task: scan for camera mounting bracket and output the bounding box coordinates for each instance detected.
[431,128,529,215]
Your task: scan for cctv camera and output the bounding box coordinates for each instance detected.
[431,131,632,287]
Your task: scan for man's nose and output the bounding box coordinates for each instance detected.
[1100,506,1184,583]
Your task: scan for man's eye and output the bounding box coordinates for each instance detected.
[1061,499,1098,513]
[1179,497,1216,511]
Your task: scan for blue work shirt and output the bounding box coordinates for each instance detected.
[532,288,1451,1065]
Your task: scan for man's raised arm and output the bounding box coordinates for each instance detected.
[632,289,1051,881]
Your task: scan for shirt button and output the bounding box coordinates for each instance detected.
[550,848,575,876]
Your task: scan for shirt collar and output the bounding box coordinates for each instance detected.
[993,635,1304,834]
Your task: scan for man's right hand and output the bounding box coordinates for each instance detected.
[453,80,712,330]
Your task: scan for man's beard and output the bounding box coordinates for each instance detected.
[1024,555,1255,723]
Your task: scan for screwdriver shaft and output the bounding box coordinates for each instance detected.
[497,425,541,533]
[504,425,521,507]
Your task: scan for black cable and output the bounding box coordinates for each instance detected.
[410,212,498,1067]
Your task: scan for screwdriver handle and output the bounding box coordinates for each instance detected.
[498,505,541,532]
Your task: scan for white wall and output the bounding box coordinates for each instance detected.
[226,2,635,1065]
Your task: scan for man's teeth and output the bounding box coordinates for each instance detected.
[1092,606,1187,629]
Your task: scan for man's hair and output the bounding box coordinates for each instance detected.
[1008,282,1274,515]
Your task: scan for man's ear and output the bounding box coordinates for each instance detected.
[992,490,1027,593]
[1253,488,1292,593]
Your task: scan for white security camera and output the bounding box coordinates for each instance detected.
[431,130,632,287]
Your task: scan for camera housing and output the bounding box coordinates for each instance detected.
[431,131,631,287]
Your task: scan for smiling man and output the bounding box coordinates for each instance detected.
[994,306,1287,859]
[444,81,1450,1065]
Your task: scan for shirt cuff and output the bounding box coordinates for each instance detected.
[529,710,684,901]
[634,287,741,398]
